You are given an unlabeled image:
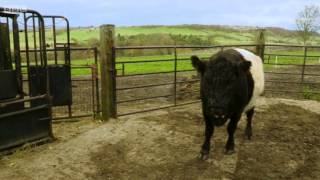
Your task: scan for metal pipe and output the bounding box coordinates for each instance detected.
[5,17,12,69]
[117,100,200,117]
[32,15,38,65]
[52,17,57,64]
[94,47,100,116]
[117,94,174,104]
[173,46,178,105]
[0,95,47,107]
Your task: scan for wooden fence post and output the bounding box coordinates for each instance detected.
[100,24,117,120]
[255,28,266,62]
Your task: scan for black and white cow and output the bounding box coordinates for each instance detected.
[191,48,264,160]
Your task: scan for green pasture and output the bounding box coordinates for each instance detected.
[16,25,320,48]
[66,49,320,76]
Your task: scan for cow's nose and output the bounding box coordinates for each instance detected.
[212,108,225,119]
[214,114,226,119]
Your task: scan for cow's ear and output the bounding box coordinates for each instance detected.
[239,61,251,72]
[191,56,206,74]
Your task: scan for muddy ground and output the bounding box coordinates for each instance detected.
[0,97,320,180]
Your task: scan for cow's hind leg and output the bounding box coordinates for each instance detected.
[225,114,241,155]
[199,120,214,160]
[245,108,254,140]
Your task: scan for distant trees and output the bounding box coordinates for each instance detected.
[116,33,215,56]
[295,5,320,45]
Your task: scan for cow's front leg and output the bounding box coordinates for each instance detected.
[225,114,240,155]
[199,120,214,160]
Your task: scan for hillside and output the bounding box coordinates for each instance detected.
[72,25,320,46]
[19,25,320,48]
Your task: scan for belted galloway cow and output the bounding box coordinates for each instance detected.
[191,48,264,160]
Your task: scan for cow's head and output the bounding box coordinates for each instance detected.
[191,51,251,126]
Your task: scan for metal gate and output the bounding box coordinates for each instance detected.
[21,15,100,121]
[113,44,320,116]
[0,7,53,151]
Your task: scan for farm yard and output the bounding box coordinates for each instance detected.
[1,5,320,180]
[0,98,320,179]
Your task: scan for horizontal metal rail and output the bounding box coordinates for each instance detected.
[117,88,200,104]
[265,53,320,58]
[116,59,175,64]
[115,44,259,50]
[0,95,47,107]
[115,44,320,50]
[264,63,318,66]
[117,79,199,91]
[265,89,320,94]
[117,100,201,117]
[265,80,320,85]
[116,57,205,64]
[265,71,320,76]
[117,94,173,104]
[20,47,97,52]
[0,104,49,119]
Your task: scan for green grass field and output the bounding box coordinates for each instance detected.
[66,49,320,76]
[18,25,320,48]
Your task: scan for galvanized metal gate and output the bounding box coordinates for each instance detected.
[113,45,320,116]
[21,14,100,121]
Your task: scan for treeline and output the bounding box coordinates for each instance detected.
[81,33,216,57]
[116,33,215,56]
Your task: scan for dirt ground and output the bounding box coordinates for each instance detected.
[0,97,320,180]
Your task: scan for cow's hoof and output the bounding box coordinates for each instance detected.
[198,153,209,160]
[225,149,235,155]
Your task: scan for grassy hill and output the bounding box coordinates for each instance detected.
[19,25,320,48]
[72,25,320,46]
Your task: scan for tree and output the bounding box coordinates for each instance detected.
[295,5,320,45]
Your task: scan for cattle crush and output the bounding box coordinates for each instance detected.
[0,7,99,152]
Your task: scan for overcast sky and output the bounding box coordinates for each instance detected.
[0,0,319,29]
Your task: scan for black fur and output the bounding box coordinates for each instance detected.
[191,49,255,159]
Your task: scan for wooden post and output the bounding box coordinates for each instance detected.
[301,46,307,83]
[100,24,117,120]
[255,28,266,62]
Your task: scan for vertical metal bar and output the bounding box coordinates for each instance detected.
[32,15,38,66]
[0,17,3,70]
[112,47,117,117]
[36,12,49,98]
[66,44,72,117]
[122,63,125,76]
[65,17,71,65]
[38,17,43,66]
[23,13,31,86]
[12,15,23,96]
[52,17,57,64]
[94,47,100,116]
[6,17,12,69]
[301,46,307,83]
[173,47,178,106]
[91,65,96,117]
